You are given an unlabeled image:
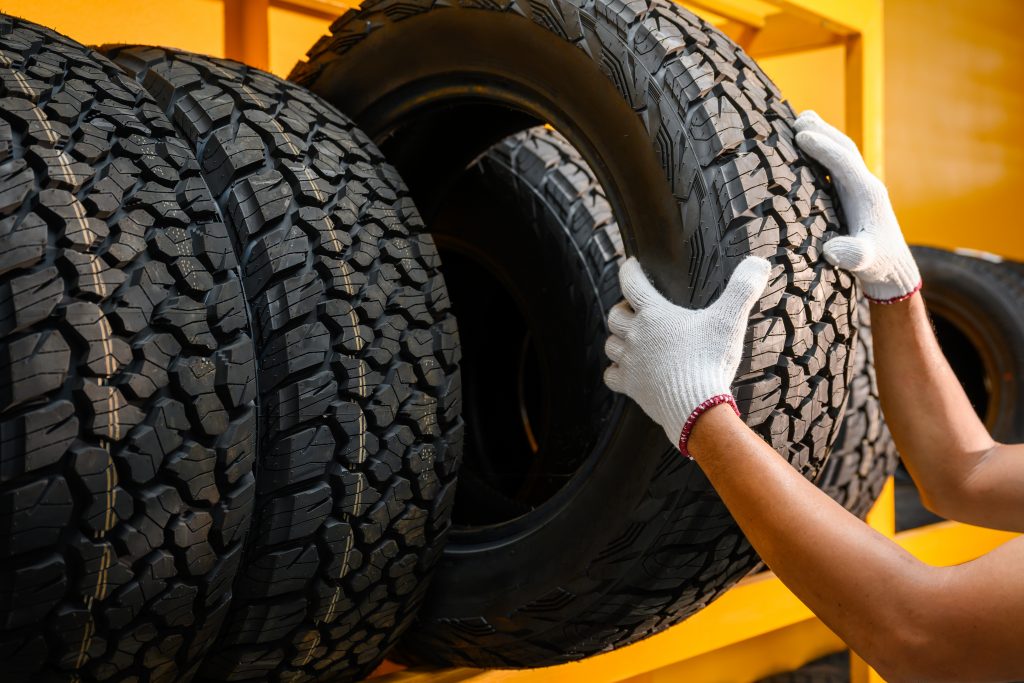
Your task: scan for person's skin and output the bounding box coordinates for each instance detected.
[871,295,1024,532]
[687,293,1024,682]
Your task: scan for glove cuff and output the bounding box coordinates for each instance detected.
[863,255,922,304]
[677,393,740,460]
[866,278,922,305]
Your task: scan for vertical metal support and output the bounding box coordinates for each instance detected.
[845,4,887,678]
[866,477,897,537]
[224,0,270,70]
[842,0,884,177]
[851,478,895,683]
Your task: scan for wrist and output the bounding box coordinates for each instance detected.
[677,394,740,459]
[863,254,921,304]
[865,278,922,305]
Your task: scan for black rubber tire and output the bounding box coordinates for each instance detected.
[756,652,849,683]
[0,17,258,682]
[301,0,861,655]
[102,46,463,682]
[912,246,1024,442]
[815,300,898,519]
[292,0,857,667]
[433,127,624,532]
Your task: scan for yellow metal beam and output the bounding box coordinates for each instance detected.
[620,619,844,683]
[272,0,358,19]
[898,521,1019,564]
[853,478,895,682]
[744,11,844,59]
[682,0,768,28]
[851,652,886,683]
[758,0,861,36]
[865,478,896,537]
[224,0,270,70]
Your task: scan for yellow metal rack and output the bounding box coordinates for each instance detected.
[10,1,1020,680]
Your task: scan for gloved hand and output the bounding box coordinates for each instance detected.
[604,256,771,457]
[795,110,921,304]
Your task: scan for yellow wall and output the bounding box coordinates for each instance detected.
[1,0,224,55]
[268,6,331,77]
[1,1,331,81]
[741,1,1024,260]
[759,45,847,138]
[884,0,1024,258]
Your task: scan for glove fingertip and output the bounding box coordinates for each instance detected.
[823,236,874,272]
[794,109,823,132]
[741,255,773,281]
[607,301,635,336]
[719,256,772,314]
[619,257,666,309]
[822,248,842,268]
[603,364,623,392]
[604,334,625,361]
[796,130,838,162]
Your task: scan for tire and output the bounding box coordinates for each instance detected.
[814,300,898,519]
[912,246,1024,442]
[434,127,624,536]
[293,0,858,667]
[756,652,849,683]
[103,46,463,682]
[0,17,258,682]
[319,0,862,656]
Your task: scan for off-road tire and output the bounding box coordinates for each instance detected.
[104,46,462,682]
[292,0,856,666]
[815,301,897,519]
[0,17,258,681]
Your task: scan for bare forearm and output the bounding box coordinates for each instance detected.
[689,405,1024,681]
[869,295,1000,517]
[689,406,937,678]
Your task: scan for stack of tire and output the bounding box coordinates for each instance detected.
[1,19,459,683]
[0,0,920,678]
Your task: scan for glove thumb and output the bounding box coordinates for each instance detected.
[823,235,876,272]
[794,110,860,156]
[715,256,771,318]
[795,130,864,184]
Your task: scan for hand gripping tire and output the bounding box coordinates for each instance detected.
[292,0,857,666]
[0,17,258,681]
[103,46,463,682]
[815,300,898,519]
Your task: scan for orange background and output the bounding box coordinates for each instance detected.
[7,0,1024,260]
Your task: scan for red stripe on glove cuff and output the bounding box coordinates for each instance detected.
[866,280,922,305]
[678,394,741,460]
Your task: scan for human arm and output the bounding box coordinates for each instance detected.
[871,294,1024,530]
[604,256,1024,681]
[688,405,1024,683]
[795,111,1024,532]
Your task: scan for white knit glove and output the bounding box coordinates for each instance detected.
[795,110,921,304]
[604,256,771,457]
